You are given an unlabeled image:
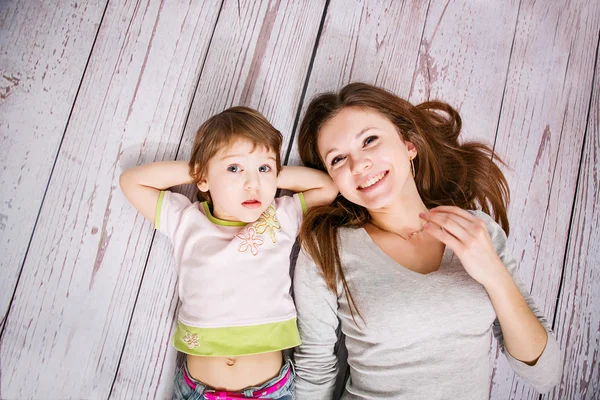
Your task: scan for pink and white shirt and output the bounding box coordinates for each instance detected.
[155,190,306,357]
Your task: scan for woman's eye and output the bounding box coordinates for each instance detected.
[331,156,345,166]
[363,135,378,146]
[227,165,241,173]
[258,165,271,173]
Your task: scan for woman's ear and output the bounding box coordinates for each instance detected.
[405,140,418,159]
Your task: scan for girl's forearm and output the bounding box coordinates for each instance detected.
[121,160,194,189]
[484,269,548,364]
[277,166,331,192]
[120,161,194,222]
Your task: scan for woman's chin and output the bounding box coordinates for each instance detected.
[346,192,394,211]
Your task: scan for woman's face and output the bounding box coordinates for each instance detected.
[317,107,417,210]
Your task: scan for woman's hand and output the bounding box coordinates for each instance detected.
[420,206,550,365]
[419,206,509,288]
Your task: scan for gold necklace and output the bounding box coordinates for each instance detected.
[369,218,426,241]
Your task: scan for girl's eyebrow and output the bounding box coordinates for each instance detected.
[220,153,247,160]
[323,127,376,159]
[220,154,276,161]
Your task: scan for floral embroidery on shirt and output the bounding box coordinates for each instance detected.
[236,226,264,256]
[254,205,281,243]
[183,331,199,349]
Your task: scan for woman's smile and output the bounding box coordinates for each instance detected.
[357,170,389,191]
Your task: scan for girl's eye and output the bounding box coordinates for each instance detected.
[258,165,271,173]
[331,155,345,166]
[227,165,241,173]
[363,135,378,146]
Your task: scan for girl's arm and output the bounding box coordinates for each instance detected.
[277,166,338,208]
[420,207,562,393]
[119,161,194,222]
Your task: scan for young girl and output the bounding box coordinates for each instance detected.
[293,83,562,398]
[120,106,338,399]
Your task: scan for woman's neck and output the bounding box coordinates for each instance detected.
[367,185,428,235]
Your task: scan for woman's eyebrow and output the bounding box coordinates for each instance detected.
[355,127,376,139]
[324,147,339,159]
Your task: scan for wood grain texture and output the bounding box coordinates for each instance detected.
[0,1,222,398]
[0,0,597,399]
[408,0,519,144]
[0,0,107,328]
[286,0,430,166]
[549,37,600,399]
[177,0,328,162]
[110,0,327,398]
[489,1,600,397]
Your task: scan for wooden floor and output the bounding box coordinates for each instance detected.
[1,0,598,399]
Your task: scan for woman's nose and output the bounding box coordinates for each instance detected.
[350,156,371,175]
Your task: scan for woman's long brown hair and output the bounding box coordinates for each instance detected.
[297,82,510,320]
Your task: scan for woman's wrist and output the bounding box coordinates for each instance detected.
[480,260,514,293]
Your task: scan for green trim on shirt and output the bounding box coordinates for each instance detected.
[298,192,307,214]
[154,191,166,229]
[173,318,301,357]
[201,202,247,226]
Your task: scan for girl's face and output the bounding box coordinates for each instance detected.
[198,138,278,223]
[317,107,417,211]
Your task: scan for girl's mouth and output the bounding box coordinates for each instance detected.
[242,199,262,209]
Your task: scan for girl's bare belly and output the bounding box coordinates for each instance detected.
[186,351,283,391]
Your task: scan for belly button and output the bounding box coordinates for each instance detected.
[226,358,235,366]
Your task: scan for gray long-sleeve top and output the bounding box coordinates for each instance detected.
[293,211,562,399]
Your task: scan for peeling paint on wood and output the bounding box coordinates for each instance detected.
[0,0,107,336]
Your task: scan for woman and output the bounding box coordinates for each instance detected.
[293,82,562,399]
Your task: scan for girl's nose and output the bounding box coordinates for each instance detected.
[244,172,259,190]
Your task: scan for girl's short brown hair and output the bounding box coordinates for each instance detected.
[189,106,283,202]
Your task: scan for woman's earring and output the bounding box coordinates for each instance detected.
[410,157,415,178]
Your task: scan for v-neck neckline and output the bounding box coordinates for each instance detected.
[356,227,454,280]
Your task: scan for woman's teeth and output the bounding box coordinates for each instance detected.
[359,172,386,189]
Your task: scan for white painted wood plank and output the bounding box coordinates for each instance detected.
[286,0,431,166]
[110,0,327,398]
[178,0,328,160]
[0,0,107,326]
[0,2,222,398]
[408,0,519,144]
[549,39,600,399]
[489,1,600,397]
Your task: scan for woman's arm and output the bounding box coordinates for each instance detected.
[420,207,562,392]
[277,166,338,209]
[119,161,194,222]
[293,249,340,399]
